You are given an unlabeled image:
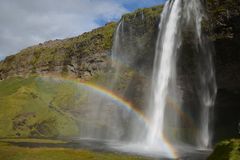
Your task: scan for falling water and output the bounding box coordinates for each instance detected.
[147,0,217,149]
[147,0,182,145]
[107,0,217,157]
[111,18,150,143]
[112,21,123,68]
[186,0,218,148]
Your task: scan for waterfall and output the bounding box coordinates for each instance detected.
[111,20,124,83]
[147,0,217,149]
[111,15,157,142]
[109,0,217,157]
[147,0,182,145]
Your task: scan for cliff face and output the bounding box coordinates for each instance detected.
[206,0,240,143]
[0,0,239,141]
[118,0,240,143]
[207,0,240,89]
[0,22,116,80]
[114,5,162,74]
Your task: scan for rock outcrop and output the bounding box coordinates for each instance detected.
[0,22,116,80]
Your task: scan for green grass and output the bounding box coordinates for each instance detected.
[0,139,148,160]
[0,138,66,144]
[0,73,142,138]
[123,5,163,22]
[0,76,92,138]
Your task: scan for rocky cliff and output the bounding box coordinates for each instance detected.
[0,22,116,80]
[206,0,240,143]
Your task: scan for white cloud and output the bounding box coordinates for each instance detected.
[0,0,128,58]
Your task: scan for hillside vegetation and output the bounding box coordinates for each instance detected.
[0,76,87,137]
[0,22,117,80]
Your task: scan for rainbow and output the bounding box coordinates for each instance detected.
[80,82,178,158]
[82,82,147,124]
[39,75,178,158]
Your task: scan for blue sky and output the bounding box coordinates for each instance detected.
[96,0,166,26]
[0,0,166,60]
[122,0,165,12]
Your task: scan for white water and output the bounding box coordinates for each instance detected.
[111,20,123,86]
[109,0,217,157]
[147,0,182,145]
[147,0,217,149]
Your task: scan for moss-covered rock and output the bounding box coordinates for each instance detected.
[115,5,162,75]
[208,139,240,160]
[206,0,240,40]
[0,22,117,80]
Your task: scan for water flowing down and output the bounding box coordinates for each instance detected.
[111,20,124,84]
[108,0,217,157]
[147,0,182,145]
[146,0,217,149]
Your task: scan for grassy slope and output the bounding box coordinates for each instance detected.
[0,76,92,138]
[0,140,148,160]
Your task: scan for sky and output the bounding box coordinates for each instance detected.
[0,0,166,60]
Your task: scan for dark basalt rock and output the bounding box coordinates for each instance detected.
[206,0,240,143]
